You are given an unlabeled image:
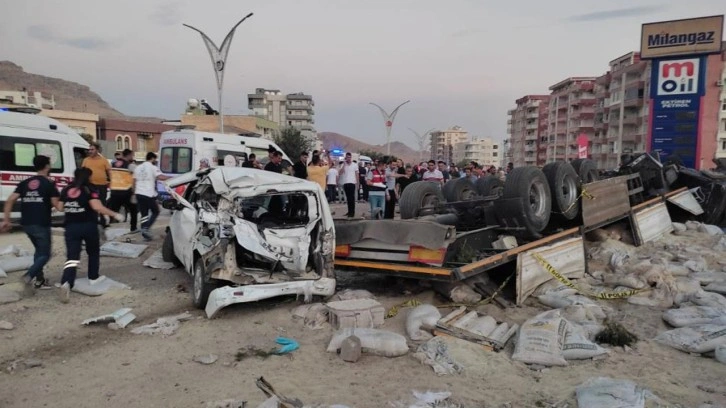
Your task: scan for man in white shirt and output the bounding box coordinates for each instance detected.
[422,160,444,186]
[338,152,359,218]
[133,152,171,241]
[325,161,339,202]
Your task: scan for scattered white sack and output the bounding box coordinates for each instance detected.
[662,306,726,327]
[131,312,193,336]
[0,256,34,275]
[0,245,30,257]
[715,236,726,251]
[449,284,481,304]
[576,377,652,408]
[562,323,609,360]
[716,344,726,364]
[664,263,690,277]
[327,328,408,357]
[72,277,130,296]
[561,305,607,340]
[532,279,578,297]
[683,258,708,273]
[537,293,597,309]
[412,336,464,376]
[672,278,704,305]
[602,274,647,289]
[406,305,441,341]
[329,289,376,301]
[689,291,726,309]
[0,287,21,304]
[100,242,148,258]
[511,310,568,367]
[82,308,136,329]
[671,223,687,233]
[685,220,701,231]
[689,271,726,286]
[698,224,724,236]
[291,303,329,330]
[627,286,675,308]
[704,282,726,295]
[142,249,176,270]
[654,324,726,353]
[466,316,498,338]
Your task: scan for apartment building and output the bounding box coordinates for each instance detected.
[248,88,317,141]
[718,65,726,159]
[430,125,469,163]
[506,95,550,167]
[462,138,501,168]
[0,90,55,110]
[593,52,650,169]
[546,77,597,163]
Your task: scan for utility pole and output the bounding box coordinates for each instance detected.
[408,128,434,163]
[369,100,410,156]
[184,13,253,133]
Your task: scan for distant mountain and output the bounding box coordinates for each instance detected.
[318,132,428,164]
[0,61,164,122]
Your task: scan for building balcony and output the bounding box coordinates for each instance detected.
[525,134,537,141]
[623,98,644,108]
[625,79,645,89]
[286,114,312,121]
[526,112,539,120]
[525,145,536,152]
[287,93,313,101]
[621,116,642,126]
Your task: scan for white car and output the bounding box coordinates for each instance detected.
[162,167,336,318]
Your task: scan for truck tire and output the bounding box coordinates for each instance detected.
[498,166,551,235]
[542,162,580,220]
[162,231,182,266]
[442,177,477,202]
[571,158,599,184]
[400,181,444,219]
[476,175,504,198]
[192,257,214,309]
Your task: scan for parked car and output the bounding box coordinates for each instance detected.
[162,167,336,318]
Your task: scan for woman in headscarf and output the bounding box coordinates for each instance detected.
[57,168,124,303]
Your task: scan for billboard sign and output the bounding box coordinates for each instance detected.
[649,56,706,168]
[577,134,589,159]
[640,15,723,59]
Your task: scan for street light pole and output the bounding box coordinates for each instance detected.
[408,127,434,163]
[369,100,410,156]
[184,13,253,133]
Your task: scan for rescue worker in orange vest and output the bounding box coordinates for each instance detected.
[107,149,138,233]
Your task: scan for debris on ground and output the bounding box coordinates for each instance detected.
[654,324,726,354]
[255,376,303,408]
[235,346,277,361]
[716,344,726,364]
[594,320,638,347]
[72,277,131,296]
[406,304,441,341]
[386,299,422,318]
[326,299,385,329]
[432,282,481,304]
[99,241,148,258]
[0,287,21,304]
[104,227,134,242]
[0,320,14,330]
[275,337,299,354]
[0,256,33,276]
[130,312,192,336]
[412,336,464,376]
[329,289,376,301]
[434,307,518,351]
[205,399,246,408]
[339,335,361,362]
[0,245,30,257]
[142,249,176,269]
[575,377,663,408]
[389,390,460,408]
[82,308,136,329]
[327,328,408,357]
[193,354,219,365]
[291,303,329,330]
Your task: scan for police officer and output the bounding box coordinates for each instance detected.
[108,149,138,232]
[1,155,62,294]
[58,168,123,303]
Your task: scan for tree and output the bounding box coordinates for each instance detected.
[273,127,314,160]
[79,133,94,144]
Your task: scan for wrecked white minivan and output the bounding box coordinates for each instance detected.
[162,167,336,318]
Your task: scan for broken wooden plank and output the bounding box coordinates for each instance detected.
[630,201,674,246]
[516,236,586,305]
[581,176,632,229]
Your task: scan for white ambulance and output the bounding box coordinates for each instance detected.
[0,109,90,222]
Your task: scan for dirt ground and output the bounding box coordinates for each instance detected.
[0,206,725,408]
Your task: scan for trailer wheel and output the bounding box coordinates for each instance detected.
[498,166,551,235]
[476,175,504,198]
[542,162,580,220]
[442,177,477,202]
[571,158,599,184]
[400,181,444,219]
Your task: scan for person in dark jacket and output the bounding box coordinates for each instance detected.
[292,152,309,179]
[57,168,123,303]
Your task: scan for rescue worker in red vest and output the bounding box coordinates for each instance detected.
[365,161,387,219]
[57,168,124,303]
[108,149,138,233]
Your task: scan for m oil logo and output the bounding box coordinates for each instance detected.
[657,58,700,96]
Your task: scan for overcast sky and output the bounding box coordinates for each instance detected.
[1,0,725,148]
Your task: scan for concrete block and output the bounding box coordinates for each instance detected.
[340,335,362,362]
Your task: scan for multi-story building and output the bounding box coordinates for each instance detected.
[593,52,650,169]
[430,126,469,163]
[0,90,55,110]
[247,88,317,142]
[546,77,597,163]
[97,118,175,161]
[718,62,726,160]
[506,95,550,167]
[462,138,501,168]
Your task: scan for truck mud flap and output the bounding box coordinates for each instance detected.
[492,197,527,234]
[204,277,336,318]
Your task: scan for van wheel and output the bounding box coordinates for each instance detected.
[497,167,551,236]
[193,257,214,309]
[571,159,599,184]
[476,175,504,198]
[162,231,182,267]
[542,162,580,220]
[400,181,444,219]
[442,178,477,202]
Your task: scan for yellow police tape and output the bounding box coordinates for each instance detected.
[386,299,422,318]
[531,252,648,300]
[561,187,595,215]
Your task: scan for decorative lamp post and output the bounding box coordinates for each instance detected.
[408,128,434,163]
[369,100,410,156]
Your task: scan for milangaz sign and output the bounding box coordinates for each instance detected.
[640,15,723,59]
